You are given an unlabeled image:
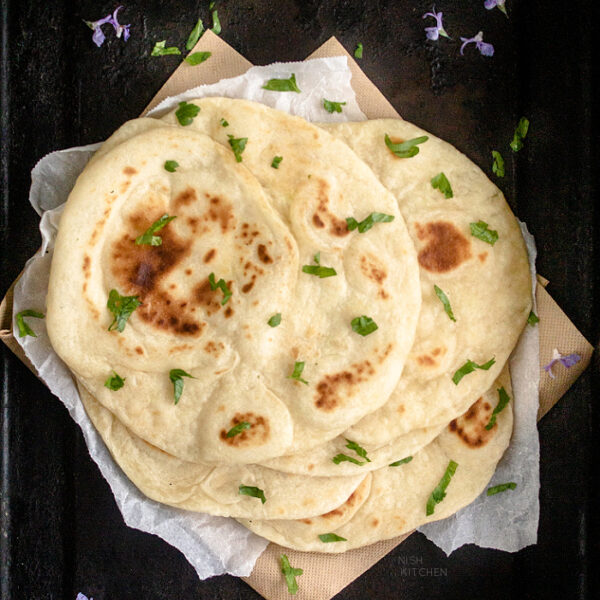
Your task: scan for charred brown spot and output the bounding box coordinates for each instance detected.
[224,306,234,318]
[219,412,270,447]
[478,252,488,263]
[416,354,436,367]
[432,347,442,356]
[370,518,379,528]
[135,346,143,355]
[207,196,235,233]
[416,221,472,273]
[313,179,349,237]
[174,186,197,209]
[397,404,405,414]
[257,244,273,264]
[204,340,224,356]
[313,214,325,228]
[123,166,137,175]
[307,463,314,471]
[449,397,496,448]
[242,281,255,293]
[315,360,376,411]
[300,519,313,525]
[203,249,216,263]
[194,278,224,316]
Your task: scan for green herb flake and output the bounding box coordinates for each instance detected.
[185,51,212,66]
[346,212,395,234]
[169,368,194,405]
[452,357,496,385]
[487,482,517,496]
[332,454,365,466]
[389,456,413,467]
[186,18,204,50]
[268,313,282,327]
[208,272,232,305]
[227,134,248,162]
[434,285,456,322]
[430,172,453,198]
[151,40,181,57]
[354,43,363,59]
[211,9,221,35]
[491,150,505,177]
[510,117,530,152]
[470,220,499,245]
[426,460,458,516]
[226,421,251,438]
[280,554,303,596]
[319,533,347,543]
[220,118,229,127]
[351,315,378,337]
[239,484,266,504]
[485,387,511,430]
[527,311,539,326]
[345,439,371,462]
[175,101,201,126]
[135,214,177,246]
[323,99,347,113]
[302,253,337,278]
[288,361,308,385]
[384,133,428,158]
[262,73,301,93]
[15,309,44,338]
[104,371,126,391]
[107,290,142,332]
[163,160,179,173]
[271,156,283,169]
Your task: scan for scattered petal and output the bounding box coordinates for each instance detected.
[544,348,582,379]
[83,6,130,47]
[485,0,508,16]
[422,7,450,41]
[460,31,494,57]
[76,594,93,600]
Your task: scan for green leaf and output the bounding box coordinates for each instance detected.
[186,18,204,50]
[280,554,303,596]
[151,40,181,56]
[485,387,511,430]
[430,172,453,198]
[211,9,221,35]
[384,134,428,158]
[175,101,201,126]
[527,311,539,326]
[434,285,456,322]
[239,484,266,504]
[332,453,366,466]
[104,371,126,391]
[288,361,308,385]
[319,533,347,543]
[135,214,177,246]
[271,156,283,169]
[487,482,517,496]
[302,254,337,278]
[268,313,282,327]
[208,272,232,305]
[323,99,347,113]
[169,368,194,404]
[227,134,248,162]
[15,309,44,338]
[354,42,363,58]
[226,421,251,438]
[389,456,413,467]
[426,460,458,516]
[452,357,496,385]
[345,439,371,462]
[350,315,378,337]
[220,118,229,127]
[510,117,529,152]
[262,73,301,93]
[470,220,499,245]
[163,160,179,173]
[185,51,212,66]
[107,290,142,332]
[491,150,505,177]
[345,212,394,234]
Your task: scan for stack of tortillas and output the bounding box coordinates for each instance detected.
[45,98,531,554]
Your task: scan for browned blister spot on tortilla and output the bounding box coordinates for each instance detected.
[312,214,325,228]
[82,255,91,278]
[203,249,216,263]
[449,397,496,448]
[242,279,255,293]
[416,354,437,367]
[207,196,235,233]
[257,244,273,264]
[123,166,137,175]
[315,360,376,411]
[174,186,197,209]
[169,343,193,355]
[313,179,349,237]
[204,341,225,356]
[397,404,405,414]
[360,254,389,299]
[194,278,225,316]
[370,518,379,528]
[478,252,488,263]
[219,412,270,447]
[416,221,472,273]
[300,519,313,525]
[135,346,143,355]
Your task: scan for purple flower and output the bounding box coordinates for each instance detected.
[485,0,508,16]
[422,7,450,41]
[543,348,582,379]
[459,31,494,56]
[84,5,130,47]
[76,594,93,600]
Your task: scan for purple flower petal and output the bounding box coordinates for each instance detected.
[543,359,558,379]
[76,594,92,600]
[477,41,495,56]
[91,26,106,47]
[422,7,450,41]
[559,353,581,368]
[484,0,498,8]
[544,349,582,378]
[84,6,130,47]
[425,26,440,41]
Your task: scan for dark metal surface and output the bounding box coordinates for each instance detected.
[1,1,596,599]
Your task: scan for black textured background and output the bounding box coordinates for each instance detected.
[1,1,597,599]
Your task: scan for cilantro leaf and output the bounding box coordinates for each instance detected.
[487,482,517,496]
[319,533,347,543]
[163,160,179,173]
[271,156,283,169]
[354,42,363,58]
[169,368,194,404]
[220,118,229,127]
[485,387,510,430]
[288,361,308,385]
[434,285,456,322]
[104,371,126,391]
[351,315,378,337]
[389,456,413,467]
[151,40,181,56]
[208,272,232,305]
[135,214,177,246]
[470,220,499,245]
[302,253,337,278]
[186,18,204,50]
[227,134,248,162]
[452,357,496,385]
[262,74,301,93]
[345,439,371,462]
[426,460,458,515]
[226,421,251,438]
[185,51,212,65]
[239,484,266,503]
[268,313,282,327]
[384,134,428,158]
[430,172,453,198]
[332,454,366,466]
[333,439,371,466]
[527,311,539,326]
[280,554,303,596]
[323,99,347,113]
[346,212,394,233]
[211,8,221,35]
[15,309,44,338]
[510,117,529,152]
[175,101,201,126]
[491,150,505,177]
[107,290,142,332]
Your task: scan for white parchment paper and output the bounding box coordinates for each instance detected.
[12,55,539,579]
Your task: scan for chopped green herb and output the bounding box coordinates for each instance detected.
[151,40,181,56]
[430,172,453,198]
[346,212,395,233]
[389,456,413,467]
[470,220,499,245]
[527,311,539,326]
[163,160,179,173]
[319,533,347,543]
[323,99,347,113]
[351,315,378,337]
[175,101,201,126]
[208,272,232,305]
[220,118,229,127]
[426,460,458,516]
[354,42,363,58]
[510,117,529,152]
[227,134,248,162]
[239,484,266,503]
[332,454,366,466]
[333,439,371,465]
[485,387,510,430]
[384,134,428,158]
[186,18,204,50]
[211,8,221,35]
[169,368,194,404]
[271,156,283,169]
[491,150,505,177]
[280,554,303,596]
[434,285,456,322]
[452,357,496,385]
[288,361,308,385]
[268,313,282,327]
[226,421,251,438]
[104,371,125,391]
[15,309,44,338]
[262,73,301,93]
[185,51,212,65]
[345,439,371,462]
[302,253,337,278]
[107,290,142,332]
[135,214,177,246]
[487,482,517,496]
